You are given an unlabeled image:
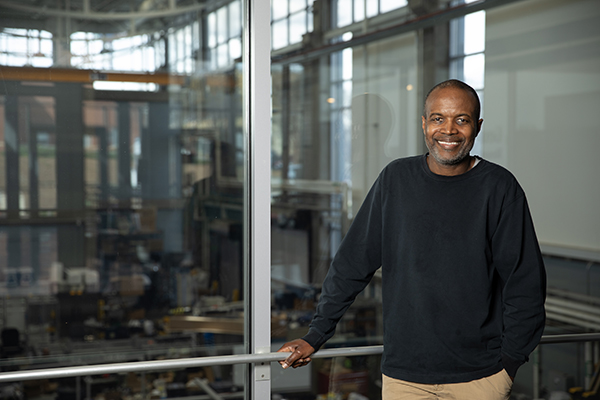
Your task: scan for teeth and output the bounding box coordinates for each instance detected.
[439,141,459,145]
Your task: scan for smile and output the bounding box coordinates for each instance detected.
[436,140,461,149]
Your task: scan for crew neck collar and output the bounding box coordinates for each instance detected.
[421,153,485,181]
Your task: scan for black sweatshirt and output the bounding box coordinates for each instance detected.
[302,154,546,384]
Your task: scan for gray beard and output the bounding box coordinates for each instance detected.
[427,144,471,166]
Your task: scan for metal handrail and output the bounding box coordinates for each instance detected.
[0,333,598,383]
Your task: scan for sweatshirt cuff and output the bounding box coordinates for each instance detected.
[501,352,524,378]
[301,330,326,351]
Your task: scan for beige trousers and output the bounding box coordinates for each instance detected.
[382,370,513,400]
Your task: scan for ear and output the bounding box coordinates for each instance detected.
[476,118,483,136]
[422,115,426,133]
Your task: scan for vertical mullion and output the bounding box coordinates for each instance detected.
[244,0,272,398]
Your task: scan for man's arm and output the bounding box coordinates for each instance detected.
[277,172,386,368]
[493,192,546,378]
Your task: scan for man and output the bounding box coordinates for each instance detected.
[277,79,546,399]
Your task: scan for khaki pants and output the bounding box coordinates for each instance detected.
[382,370,513,400]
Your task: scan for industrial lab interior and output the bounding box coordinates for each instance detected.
[0,0,599,399]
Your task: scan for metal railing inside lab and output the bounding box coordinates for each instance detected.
[0,332,598,383]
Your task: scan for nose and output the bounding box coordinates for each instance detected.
[441,120,458,134]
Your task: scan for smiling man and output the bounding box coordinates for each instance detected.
[277,79,546,399]
[422,80,483,176]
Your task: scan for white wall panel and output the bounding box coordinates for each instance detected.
[483,0,600,254]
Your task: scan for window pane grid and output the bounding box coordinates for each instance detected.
[207,1,242,70]
[336,0,407,27]
[271,0,315,49]
[0,29,54,66]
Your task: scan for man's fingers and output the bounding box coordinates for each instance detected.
[280,349,300,369]
[280,348,311,369]
[276,339,314,369]
[291,357,312,368]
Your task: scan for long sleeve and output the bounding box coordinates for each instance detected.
[302,174,384,350]
[491,192,547,377]
[301,156,546,384]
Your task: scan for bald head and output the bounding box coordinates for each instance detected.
[423,79,481,121]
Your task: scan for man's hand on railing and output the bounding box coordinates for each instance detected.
[276,338,315,369]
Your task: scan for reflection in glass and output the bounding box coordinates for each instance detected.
[337,0,353,28]
[208,13,217,48]
[354,0,366,21]
[366,0,379,18]
[229,1,242,38]
[217,6,228,44]
[273,19,289,50]
[273,0,289,20]
[271,11,415,400]
[290,12,308,45]
[463,53,485,89]
[218,43,229,68]
[342,48,353,80]
[272,1,600,398]
[230,38,242,61]
[381,0,407,14]
[0,370,240,400]
[342,81,353,108]
[271,355,383,399]
[0,0,248,397]
[464,11,485,55]
[290,0,306,14]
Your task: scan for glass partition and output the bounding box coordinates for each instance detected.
[271,354,382,400]
[270,3,419,399]
[0,0,251,398]
[0,369,231,400]
[270,0,600,399]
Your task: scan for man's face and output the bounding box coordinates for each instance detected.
[422,86,483,175]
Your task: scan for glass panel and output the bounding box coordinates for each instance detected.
[366,0,378,18]
[217,42,229,67]
[209,48,217,70]
[355,0,366,22]
[273,0,289,20]
[272,354,382,399]
[342,80,353,108]
[483,12,600,397]
[342,48,353,80]
[289,11,307,45]
[0,0,248,397]
[0,370,244,400]
[208,12,217,47]
[271,0,598,398]
[272,21,420,400]
[38,130,57,210]
[230,37,242,61]
[290,0,306,14]
[463,52,485,89]
[272,19,289,50]
[337,0,353,27]
[0,103,5,210]
[380,0,407,14]
[229,0,242,38]
[464,10,485,55]
[217,6,228,44]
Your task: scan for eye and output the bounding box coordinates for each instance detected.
[431,117,443,123]
[456,118,469,124]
